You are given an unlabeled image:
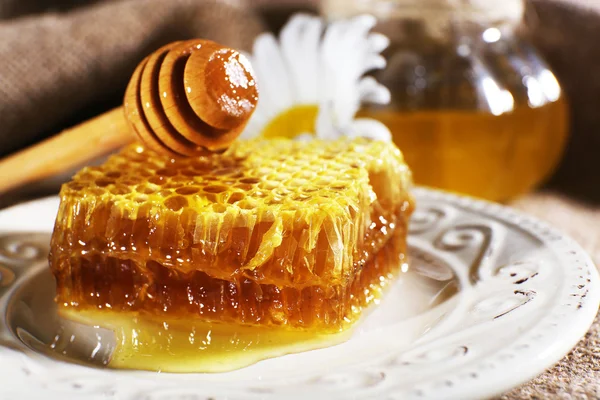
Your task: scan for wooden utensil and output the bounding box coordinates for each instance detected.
[0,39,258,193]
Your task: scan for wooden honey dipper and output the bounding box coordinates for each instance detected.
[0,39,258,193]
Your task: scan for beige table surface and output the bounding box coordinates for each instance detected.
[498,193,600,399]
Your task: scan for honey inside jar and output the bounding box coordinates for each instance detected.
[334,0,570,202]
[360,98,568,201]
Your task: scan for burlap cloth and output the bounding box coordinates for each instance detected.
[0,0,598,398]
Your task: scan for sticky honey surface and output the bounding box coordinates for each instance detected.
[49,138,413,370]
[60,308,353,373]
[54,226,407,372]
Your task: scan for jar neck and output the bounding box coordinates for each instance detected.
[321,0,525,40]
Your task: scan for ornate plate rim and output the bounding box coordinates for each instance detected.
[0,187,597,400]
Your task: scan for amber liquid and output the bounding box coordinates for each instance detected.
[59,308,353,373]
[48,140,414,372]
[359,97,568,201]
[54,224,407,372]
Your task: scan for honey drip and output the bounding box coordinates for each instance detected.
[57,229,404,372]
[58,309,353,373]
[54,225,407,331]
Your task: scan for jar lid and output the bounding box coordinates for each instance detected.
[322,0,524,38]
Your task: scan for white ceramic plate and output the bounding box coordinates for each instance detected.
[0,188,597,400]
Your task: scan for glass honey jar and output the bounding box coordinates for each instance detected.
[322,0,569,202]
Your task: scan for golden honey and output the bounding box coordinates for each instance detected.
[328,0,571,202]
[59,308,354,372]
[359,98,568,201]
[49,138,413,371]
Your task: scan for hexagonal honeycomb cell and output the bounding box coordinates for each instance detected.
[49,138,413,331]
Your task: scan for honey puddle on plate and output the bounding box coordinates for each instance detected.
[51,254,403,372]
[58,308,353,373]
[6,247,457,373]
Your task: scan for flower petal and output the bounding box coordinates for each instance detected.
[252,33,294,116]
[359,76,391,104]
[280,14,322,104]
[367,32,390,54]
[315,102,340,140]
[348,118,392,142]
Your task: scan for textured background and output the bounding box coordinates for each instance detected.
[0,0,598,398]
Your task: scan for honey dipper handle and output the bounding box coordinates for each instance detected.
[0,108,133,194]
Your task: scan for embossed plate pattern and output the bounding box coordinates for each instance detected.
[0,188,597,400]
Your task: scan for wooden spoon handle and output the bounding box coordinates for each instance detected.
[0,107,133,194]
[0,40,257,195]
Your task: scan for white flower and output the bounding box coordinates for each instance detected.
[241,13,392,142]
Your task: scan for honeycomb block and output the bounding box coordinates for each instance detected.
[50,138,413,331]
